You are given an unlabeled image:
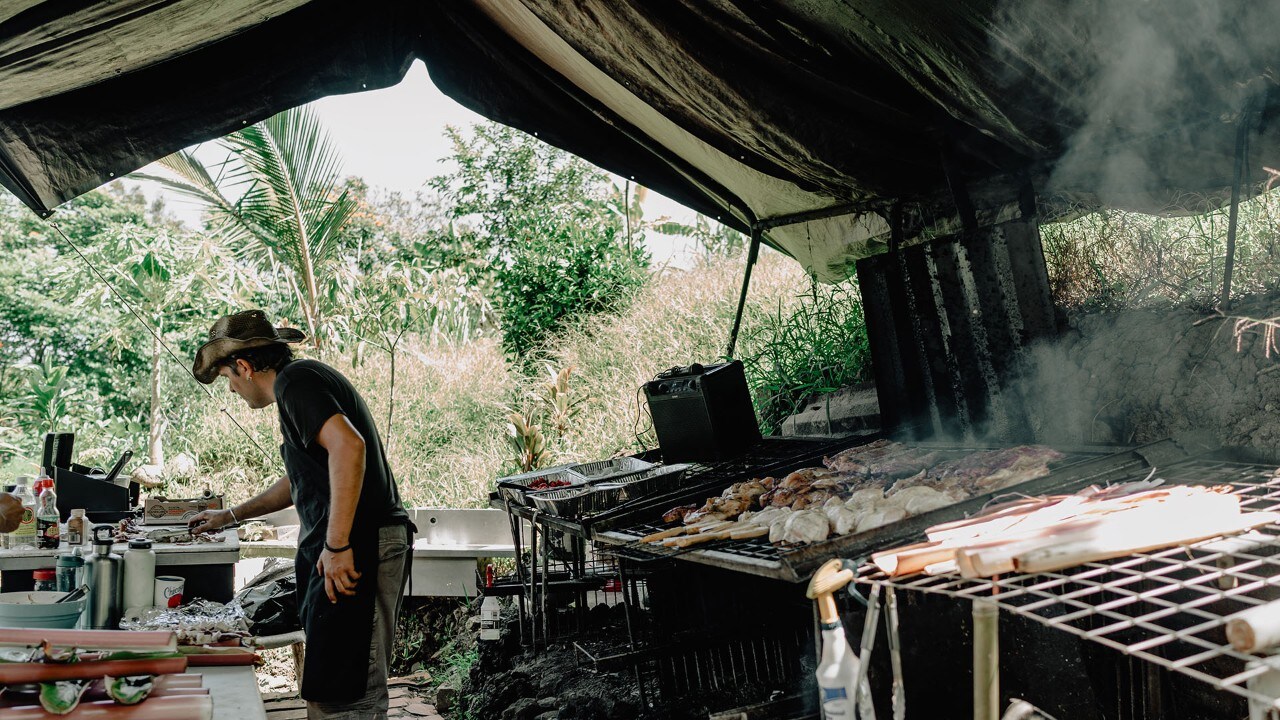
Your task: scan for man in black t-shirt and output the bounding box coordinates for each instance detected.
[188,310,411,718]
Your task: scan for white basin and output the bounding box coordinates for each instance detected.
[240,507,521,598]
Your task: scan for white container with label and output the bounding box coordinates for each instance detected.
[122,539,156,612]
[480,595,501,641]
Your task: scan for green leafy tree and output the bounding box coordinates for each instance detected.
[60,226,237,468]
[431,122,649,359]
[18,358,74,435]
[0,187,179,467]
[135,106,358,348]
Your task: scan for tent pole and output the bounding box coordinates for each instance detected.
[1222,99,1253,311]
[726,226,762,359]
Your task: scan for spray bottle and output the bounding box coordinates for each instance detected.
[807,558,875,719]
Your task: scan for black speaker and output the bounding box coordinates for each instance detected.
[644,361,761,463]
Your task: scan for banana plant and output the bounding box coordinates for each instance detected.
[59,226,238,469]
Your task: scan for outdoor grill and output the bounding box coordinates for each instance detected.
[491,432,1242,717]
[847,452,1280,718]
[491,435,870,646]
[593,438,1199,582]
[574,561,816,715]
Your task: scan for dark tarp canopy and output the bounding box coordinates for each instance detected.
[1,0,1278,280]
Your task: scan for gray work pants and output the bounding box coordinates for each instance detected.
[308,524,411,719]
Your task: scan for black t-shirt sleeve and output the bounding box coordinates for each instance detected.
[278,368,345,447]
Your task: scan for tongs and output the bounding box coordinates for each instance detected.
[851,581,907,719]
[55,584,89,604]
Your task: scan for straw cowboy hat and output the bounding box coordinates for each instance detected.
[192,310,306,384]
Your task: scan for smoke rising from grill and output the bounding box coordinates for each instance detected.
[991,0,1280,212]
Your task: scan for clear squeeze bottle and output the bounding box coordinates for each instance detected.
[10,478,36,548]
[35,475,59,549]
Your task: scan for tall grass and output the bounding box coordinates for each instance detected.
[546,251,807,461]
[738,278,872,434]
[165,251,809,508]
[1042,187,1280,311]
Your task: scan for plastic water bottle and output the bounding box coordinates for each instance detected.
[35,475,59,549]
[10,478,37,548]
[480,595,501,641]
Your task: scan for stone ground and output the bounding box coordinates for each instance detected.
[263,677,443,720]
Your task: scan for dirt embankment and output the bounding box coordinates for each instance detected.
[1016,294,1280,458]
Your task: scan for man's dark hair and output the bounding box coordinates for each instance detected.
[218,344,294,376]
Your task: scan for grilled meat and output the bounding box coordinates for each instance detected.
[781,509,830,544]
[663,504,698,524]
[768,508,794,543]
[791,488,835,510]
[823,440,940,481]
[892,445,1065,497]
[884,486,953,515]
[856,505,907,533]
[654,443,1065,546]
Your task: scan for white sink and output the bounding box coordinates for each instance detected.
[240,507,521,598]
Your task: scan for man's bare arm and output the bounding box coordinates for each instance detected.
[188,475,292,534]
[314,414,366,601]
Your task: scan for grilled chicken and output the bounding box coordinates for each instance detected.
[781,509,830,544]
[844,486,886,511]
[768,507,794,543]
[656,444,1063,545]
[856,505,907,533]
[884,486,953,515]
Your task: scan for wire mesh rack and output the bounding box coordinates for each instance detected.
[600,443,1124,582]
[858,458,1280,712]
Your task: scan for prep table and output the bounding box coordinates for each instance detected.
[204,665,268,720]
[0,528,240,601]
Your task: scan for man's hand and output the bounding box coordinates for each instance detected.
[188,509,235,535]
[317,548,361,603]
[0,492,22,534]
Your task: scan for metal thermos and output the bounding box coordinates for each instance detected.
[83,524,123,629]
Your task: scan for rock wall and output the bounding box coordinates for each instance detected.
[1015,294,1280,458]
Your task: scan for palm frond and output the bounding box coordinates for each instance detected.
[132,152,264,247]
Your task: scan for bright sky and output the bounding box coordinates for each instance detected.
[145,61,705,264]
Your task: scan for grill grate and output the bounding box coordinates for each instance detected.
[859,458,1280,711]
[600,443,1116,581]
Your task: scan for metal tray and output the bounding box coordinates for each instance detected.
[598,463,691,501]
[496,466,583,504]
[578,464,691,515]
[585,483,630,514]
[568,456,655,482]
[528,486,595,517]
